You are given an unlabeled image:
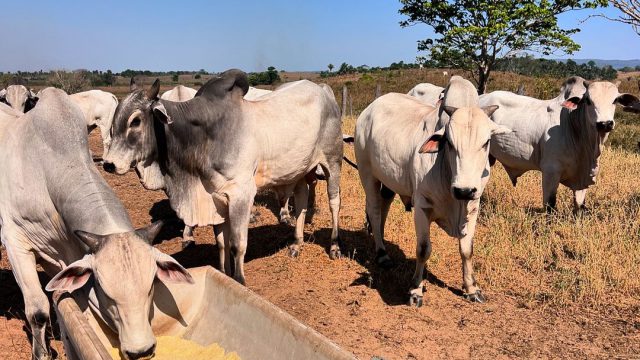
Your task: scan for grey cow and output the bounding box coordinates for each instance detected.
[0,89,193,360]
[0,84,38,112]
[103,69,344,285]
[355,76,510,306]
[479,76,640,212]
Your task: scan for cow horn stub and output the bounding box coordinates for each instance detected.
[74,230,105,253]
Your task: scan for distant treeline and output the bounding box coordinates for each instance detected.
[494,56,617,80]
[320,61,423,78]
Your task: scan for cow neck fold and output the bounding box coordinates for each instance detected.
[426,144,470,238]
[564,102,601,189]
[48,163,134,237]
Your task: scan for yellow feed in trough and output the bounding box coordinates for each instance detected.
[109,336,241,360]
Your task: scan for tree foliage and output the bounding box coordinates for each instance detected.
[248,66,280,86]
[494,55,617,79]
[399,0,607,93]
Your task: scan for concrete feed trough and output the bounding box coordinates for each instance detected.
[54,266,356,360]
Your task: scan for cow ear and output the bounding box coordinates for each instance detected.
[342,134,354,143]
[130,77,138,92]
[481,105,499,117]
[152,102,172,124]
[146,79,161,100]
[135,220,164,245]
[615,93,640,107]
[443,106,458,117]
[45,256,93,292]
[419,127,446,154]
[153,249,194,284]
[561,97,581,110]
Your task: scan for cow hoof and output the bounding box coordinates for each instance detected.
[289,246,300,258]
[376,250,394,269]
[408,289,424,308]
[329,246,342,260]
[182,239,196,250]
[464,290,486,303]
[280,216,295,227]
[249,212,259,224]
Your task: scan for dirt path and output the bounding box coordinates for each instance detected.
[1,132,638,360]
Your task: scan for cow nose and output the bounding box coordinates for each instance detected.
[453,187,477,200]
[125,344,156,360]
[103,161,116,173]
[596,121,614,132]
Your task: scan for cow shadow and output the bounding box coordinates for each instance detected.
[149,199,185,243]
[0,268,63,358]
[167,213,463,307]
[311,226,463,306]
[253,190,286,223]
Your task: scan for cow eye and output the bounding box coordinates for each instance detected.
[129,117,141,128]
[483,139,490,148]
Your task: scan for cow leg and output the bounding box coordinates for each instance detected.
[278,196,293,225]
[289,180,309,257]
[458,215,484,303]
[573,189,588,216]
[213,224,228,274]
[378,185,395,268]
[542,169,561,213]
[182,225,196,249]
[305,177,317,224]
[6,246,51,359]
[228,187,256,285]
[409,206,432,307]
[322,163,343,260]
[361,176,392,268]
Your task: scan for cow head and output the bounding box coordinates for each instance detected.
[0,85,38,113]
[46,221,193,360]
[562,81,640,134]
[420,106,511,200]
[103,78,170,174]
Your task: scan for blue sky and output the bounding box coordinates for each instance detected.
[0,1,637,72]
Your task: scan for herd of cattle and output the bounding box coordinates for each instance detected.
[0,71,637,359]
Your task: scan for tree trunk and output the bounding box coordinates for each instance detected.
[477,66,490,95]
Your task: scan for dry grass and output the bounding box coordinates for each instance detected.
[342,112,640,311]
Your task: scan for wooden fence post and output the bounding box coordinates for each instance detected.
[375,84,382,98]
[342,85,348,117]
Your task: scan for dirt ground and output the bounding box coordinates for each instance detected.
[1,131,639,360]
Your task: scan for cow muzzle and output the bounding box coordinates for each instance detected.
[103,161,116,173]
[124,344,156,360]
[453,187,477,200]
[596,121,614,133]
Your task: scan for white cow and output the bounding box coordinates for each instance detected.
[407,83,445,106]
[69,90,119,151]
[0,89,192,360]
[479,76,640,213]
[355,76,510,306]
[0,84,38,112]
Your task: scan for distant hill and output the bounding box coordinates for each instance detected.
[557,58,640,70]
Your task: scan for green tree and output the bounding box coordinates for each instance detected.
[172,74,179,82]
[399,0,607,94]
[328,63,334,73]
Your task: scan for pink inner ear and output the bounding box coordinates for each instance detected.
[156,261,194,284]
[419,138,440,153]
[561,100,578,110]
[47,268,91,292]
